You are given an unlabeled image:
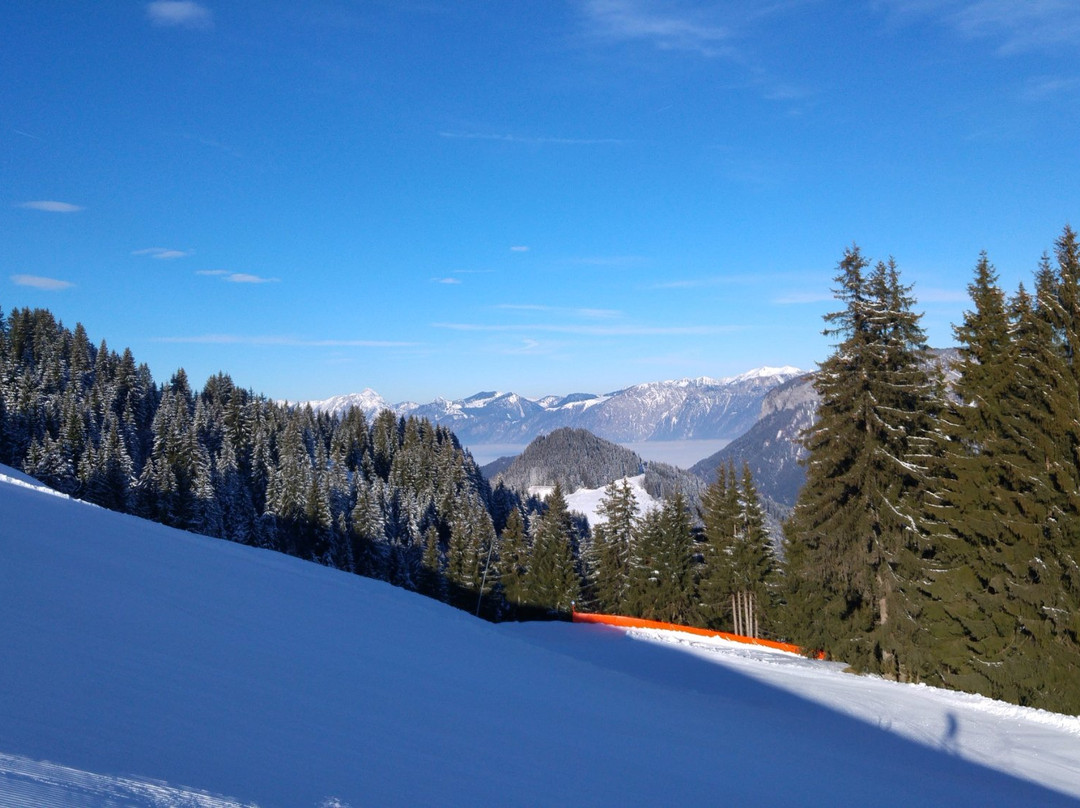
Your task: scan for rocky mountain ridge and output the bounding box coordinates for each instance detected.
[302,366,803,445]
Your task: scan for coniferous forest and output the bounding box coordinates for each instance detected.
[3,226,1080,714]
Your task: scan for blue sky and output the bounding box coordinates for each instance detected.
[3,1,1079,403]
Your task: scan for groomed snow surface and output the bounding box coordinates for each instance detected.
[2,465,1079,807]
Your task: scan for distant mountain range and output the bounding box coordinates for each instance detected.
[302,366,803,445]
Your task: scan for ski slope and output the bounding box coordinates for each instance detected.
[2,465,1079,807]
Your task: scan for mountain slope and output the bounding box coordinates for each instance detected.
[491,427,645,492]
[692,373,818,510]
[2,466,1079,806]
[490,427,706,513]
[305,366,803,445]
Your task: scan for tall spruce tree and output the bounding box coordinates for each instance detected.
[697,463,740,629]
[523,484,580,615]
[589,478,638,613]
[698,463,775,636]
[497,507,530,615]
[627,493,694,623]
[785,248,937,679]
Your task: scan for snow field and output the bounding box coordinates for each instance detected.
[2,465,1079,806]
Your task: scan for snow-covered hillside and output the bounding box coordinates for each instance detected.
[3,466,1080,806]
[529,474,663,527]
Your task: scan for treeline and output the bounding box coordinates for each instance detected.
[0,305,751,624]
[783,226,1080,715]
[0,304,776,629]
[583,464,776,634]
[0,306,510,610]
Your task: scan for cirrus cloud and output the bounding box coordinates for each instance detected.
[225,273,277,284]
[133,247,193,260]
[154,334,417,348]
[146,1,213,29]
[197,270,278,283]
[11,274,74,291]
[17,200,84,213]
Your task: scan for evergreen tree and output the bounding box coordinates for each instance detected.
[523,484,580,615]
[728,464,776,637]
[697,463,739,628]
[626,494,694,623]
[589,478,638,613]
[785,249,937,679]
[418,524,447,601]
[497,507,530,614]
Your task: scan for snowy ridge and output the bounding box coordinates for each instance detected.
[3,464,1080,805]
[294,388,390,418]
[304,366,805,444]
[0,752,254,808]
[0,468,73,500]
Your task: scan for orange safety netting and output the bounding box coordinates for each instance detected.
[571,610,825,659]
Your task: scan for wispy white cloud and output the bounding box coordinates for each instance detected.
[577,1,817,111]
[876,0,1080,55]
[497,304,623,319]
[181,133,242,158]
[580,0,735,58]
[17,200,83,213]
[146,1,213,29]
[492,338,556,357]
[224,273,277,284]
[440,131,627,146]
[510,245,530,252]
[433,321,738,336]
[133,247,192,260]
[651,273,765,289]
[155,334,418,347]
[951,0,1080,54]
[1020,75,1080,101]
[196,269,278,283]
[432,277,463,285]
[11,274,74,291]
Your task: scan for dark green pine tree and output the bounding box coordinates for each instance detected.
[784,248,937,680]
[696,463,740,629]
[350,477,388,578]
[523,483,580,616]
[929,272,1080,712]
[626,506,664,620]
[418,524,447,601]
[729,463,776,638]
[588,478,639,613]
[627,494,694,623]
[445,492,496,611]
[919,252,1013,688]
[496,507,530,616]
[653,492,696,624]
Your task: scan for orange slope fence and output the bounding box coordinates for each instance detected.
[571,610,825,659]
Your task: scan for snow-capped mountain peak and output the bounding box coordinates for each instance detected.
[304,366,804,444]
